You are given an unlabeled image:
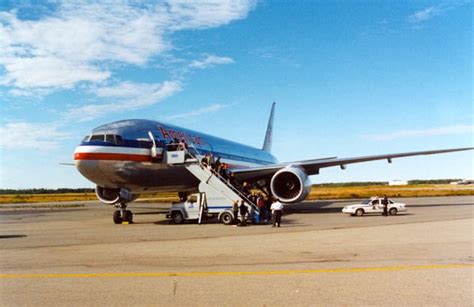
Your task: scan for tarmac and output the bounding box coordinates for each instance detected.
[1,196,473,306]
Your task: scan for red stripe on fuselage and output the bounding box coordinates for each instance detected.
[74,152,154,162]
[74,153,251,168]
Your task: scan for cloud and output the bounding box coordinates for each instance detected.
[0,122,70,151]
[408,4,457,24]
[189,54,235,69]
[165,103,231,120]
[167,0,257,30]
[0,1,256,92]
[66,80,182,122]
[408,6,442,23]
[362,125,474,141]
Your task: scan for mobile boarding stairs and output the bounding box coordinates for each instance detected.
[164,145,260,224]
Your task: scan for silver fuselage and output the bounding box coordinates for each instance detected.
[74,119,277,193]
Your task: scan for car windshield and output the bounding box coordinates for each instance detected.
[361,199,371,204]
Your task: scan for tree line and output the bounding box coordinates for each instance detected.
[0,179,462,194]
[0,188,95,195]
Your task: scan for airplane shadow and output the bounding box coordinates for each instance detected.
[134,210,169,215]
[283,201,346,215]
[0,234,27,239]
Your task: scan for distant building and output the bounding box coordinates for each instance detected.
[389,180,408,186]
[451,179,474,185]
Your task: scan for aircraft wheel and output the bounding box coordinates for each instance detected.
[355,209,364,217]
[171,211,184,224]
[389,208,398,215]
[113,210,122,224]
[124,210,133,223]
[220,212,234,225]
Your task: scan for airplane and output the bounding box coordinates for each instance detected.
[74,103,473,223]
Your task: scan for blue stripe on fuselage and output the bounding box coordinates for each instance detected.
[85,119,278,166]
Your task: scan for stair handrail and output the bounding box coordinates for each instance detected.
[182,144,260,213]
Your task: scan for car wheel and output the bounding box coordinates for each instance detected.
[389,208,398,215]
[220,212,234,225]
[171,211,184,224]
[355,209,364,217]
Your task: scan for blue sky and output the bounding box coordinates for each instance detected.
[0,0,472,189]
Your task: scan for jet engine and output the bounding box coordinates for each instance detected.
[95,186,137,205]
[270,166,312,203]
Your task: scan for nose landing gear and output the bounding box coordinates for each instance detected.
[113,203,134,224]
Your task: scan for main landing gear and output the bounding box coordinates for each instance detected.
[113,203,133,224]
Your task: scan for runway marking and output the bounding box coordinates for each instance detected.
[1,264,472,279]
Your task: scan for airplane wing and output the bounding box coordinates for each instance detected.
[232,147,473,181]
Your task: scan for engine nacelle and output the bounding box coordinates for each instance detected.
[270,166,312,203]
[95,186,137,205]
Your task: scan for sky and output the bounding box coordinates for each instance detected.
[0,0,472,189]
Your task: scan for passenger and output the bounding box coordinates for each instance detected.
[264,197,272,220]
[270,198,283,227]
[249,192,257,205]
[177,139,187,151]
[238,200,248,226]
[227,172,236,185]
[214,157,222,173]
[167,139,177,151]
[201,153,212,168]
[256,193,266,222]
[201,154,208,166]
[382,195,388,216]
[232,201,239,226]
[242,182,251,196]
[207,154,214,170]
[219,164,228,179]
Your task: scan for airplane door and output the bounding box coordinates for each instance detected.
[148,131,164,160]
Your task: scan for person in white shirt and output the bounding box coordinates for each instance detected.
[270,199,284,227]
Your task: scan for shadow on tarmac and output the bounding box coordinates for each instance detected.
[0,234,27,239]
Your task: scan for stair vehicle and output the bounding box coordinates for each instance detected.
[166,192,234,224]
[164,144,260,225]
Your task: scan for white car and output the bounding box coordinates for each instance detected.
[342,197,407,216]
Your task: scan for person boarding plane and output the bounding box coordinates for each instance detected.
[74,103,472,223]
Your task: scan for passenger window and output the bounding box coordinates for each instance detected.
[105,135,115,143]
[90,135,105,141]
[115,135,124,145]
[372,200,379,205]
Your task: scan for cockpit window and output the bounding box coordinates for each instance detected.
[115,135,123,145]
[90,134,105,141]
[87,134,124,144]
[105,135,115,143]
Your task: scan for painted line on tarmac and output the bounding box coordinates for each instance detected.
[1,264,472,279]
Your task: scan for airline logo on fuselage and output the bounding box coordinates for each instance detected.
[159,126,205,145]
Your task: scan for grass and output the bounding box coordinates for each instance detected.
[0,184,472,205]
[308,184,474,200]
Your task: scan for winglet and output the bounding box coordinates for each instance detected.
[262,102,276,152]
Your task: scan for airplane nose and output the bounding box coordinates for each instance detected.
[74,145,103,184]
[75,159,99,180]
